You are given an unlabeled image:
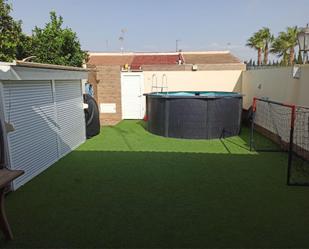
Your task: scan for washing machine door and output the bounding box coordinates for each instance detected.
[0,119,5,169]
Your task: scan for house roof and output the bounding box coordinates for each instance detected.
[87,51,243,68]
[87,55,134,66]
[130,54,182,69]
[182,51,241,64]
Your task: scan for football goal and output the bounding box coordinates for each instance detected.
[250,97,309,186]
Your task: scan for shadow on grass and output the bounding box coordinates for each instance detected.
[136,120,253,153]
[2,150,309,248]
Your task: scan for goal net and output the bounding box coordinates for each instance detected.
[250,97,309,186]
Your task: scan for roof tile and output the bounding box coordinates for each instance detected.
[87,52,243,68]
[183,53,241,64]
[88,55,134,66]
[131,55,181,69]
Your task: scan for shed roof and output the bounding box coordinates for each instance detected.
[15,61,89,71]
[0,61,88,81]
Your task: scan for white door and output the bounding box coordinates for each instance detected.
[121,73,145,119]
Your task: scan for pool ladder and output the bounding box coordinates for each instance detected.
[151,74,168,93]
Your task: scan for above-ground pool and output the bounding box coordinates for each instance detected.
[145,91,243,139]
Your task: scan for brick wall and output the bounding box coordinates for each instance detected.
[88,65,122,126]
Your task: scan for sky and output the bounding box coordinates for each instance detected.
[9,0,309,61]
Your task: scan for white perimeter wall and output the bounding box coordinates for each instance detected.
[143,65,309,110]
[143,70,243,93]
[242,65,309,109]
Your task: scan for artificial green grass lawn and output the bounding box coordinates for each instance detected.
[1,120,309,248]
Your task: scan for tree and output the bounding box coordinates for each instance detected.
[259,27,274,65]
[31,11,87,67]
[284,26,298,65]
[16,33,33,60]
[247,31,264,66]
[270,26,298,66]
[0,0,23,61]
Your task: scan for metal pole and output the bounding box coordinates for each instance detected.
[250,97,257,151]
[287,125,295,185]
[287,105,296,185]
[250,112,255,151]
[176,40,181,52]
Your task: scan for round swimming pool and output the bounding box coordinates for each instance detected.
[145,91,243,139]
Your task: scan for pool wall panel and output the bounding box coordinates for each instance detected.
[147,97,166,136]
[168,99,208,139]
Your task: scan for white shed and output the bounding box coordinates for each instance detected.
[0,61,88,190]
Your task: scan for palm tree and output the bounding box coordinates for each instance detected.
[247,32,264,66]
[271,26,298,65]
[259,27,274,65]
[271,37,289,65]
[285,26,298,65]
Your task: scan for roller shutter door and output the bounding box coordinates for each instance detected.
[2,80,85,190]
[55,80,85,157]
[2,81,58,189]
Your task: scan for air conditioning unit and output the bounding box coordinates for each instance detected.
[192,64,198,71]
